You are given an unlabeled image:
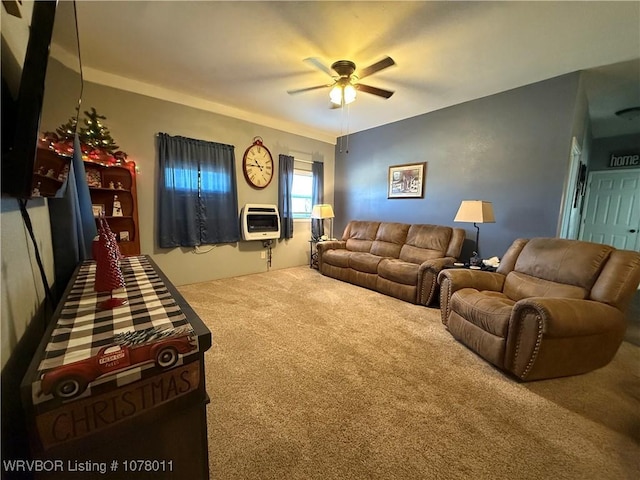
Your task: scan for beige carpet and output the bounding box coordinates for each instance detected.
[178,266,640,480]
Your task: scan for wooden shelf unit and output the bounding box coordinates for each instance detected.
[31,147,71,198]
[85,160,141,256]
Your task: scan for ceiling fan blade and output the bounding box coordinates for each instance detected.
[358,56,396,79]
[357,83,395,99]
[287,83,333,95]
[303,57,334,77]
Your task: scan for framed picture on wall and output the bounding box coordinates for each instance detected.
[388,162,427,198]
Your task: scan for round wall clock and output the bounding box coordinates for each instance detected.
[242,137,274,189]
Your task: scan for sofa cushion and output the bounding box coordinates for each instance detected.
[399,224,452,264]
[349,252,384,274]
[514,238,613,290]
[370,222,410,258]
[503,271,587,302]
[343,221,380,253]
[378,259,419,286]
[323,249,352,268]
[451,289,515,338]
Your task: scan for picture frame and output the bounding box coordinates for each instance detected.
[86,168,102,188]
[92,204,105,217]
[119,231,130,242]
[388,162,427,199]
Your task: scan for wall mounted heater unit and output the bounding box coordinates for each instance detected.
[241,204,281,241]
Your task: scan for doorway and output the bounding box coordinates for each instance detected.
[558,137,583,239]
[578,168,640,251]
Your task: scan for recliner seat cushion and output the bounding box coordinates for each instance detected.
[349,252,384,274]
[323,249,352,268]
[378,259,419,286]
[503,271,588,302]
[450,289,515,338]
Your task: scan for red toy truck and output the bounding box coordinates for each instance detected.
[40,334,196,399]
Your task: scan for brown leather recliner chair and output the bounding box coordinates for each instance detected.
[437,238,640,381]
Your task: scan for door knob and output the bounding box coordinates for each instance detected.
[630,229,638,233]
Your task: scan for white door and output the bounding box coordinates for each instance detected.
[579,169,640,250]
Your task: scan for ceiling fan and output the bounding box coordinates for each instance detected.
[287,56,396,107]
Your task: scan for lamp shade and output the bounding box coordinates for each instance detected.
[454,200,495,223]
[311,204,335,219]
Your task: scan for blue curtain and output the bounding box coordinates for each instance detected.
[48,134,97,301]
[311,161,324,239]
[278,154,294,239]
[157,133,239,247]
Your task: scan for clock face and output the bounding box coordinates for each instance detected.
[242,143,274,189]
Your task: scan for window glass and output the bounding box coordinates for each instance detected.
[292,169,312,219]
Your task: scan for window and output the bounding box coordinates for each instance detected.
[292,169,313,219]
[157,133,239,247]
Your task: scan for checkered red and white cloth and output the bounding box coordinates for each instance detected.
[37,256,193,375]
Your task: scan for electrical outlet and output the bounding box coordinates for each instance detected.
[261,251,266,259]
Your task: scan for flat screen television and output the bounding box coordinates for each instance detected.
[1,0,83,198]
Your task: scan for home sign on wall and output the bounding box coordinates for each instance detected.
[608,152,640,169]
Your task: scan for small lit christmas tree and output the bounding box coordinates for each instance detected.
[79,107,120,154]
[56,116,78,141]
[42,107,128,163]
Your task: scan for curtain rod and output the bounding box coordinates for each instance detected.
[294,158,314,165]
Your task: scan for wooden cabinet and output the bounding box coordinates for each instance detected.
[21,257,211,479]
[85,160,141,256]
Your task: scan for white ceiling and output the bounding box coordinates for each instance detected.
[65,1,640,144]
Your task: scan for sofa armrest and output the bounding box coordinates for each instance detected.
[316,240,345,254]
[316,240,345,271]
[437,269,505,324]
[415,257,457,306]
[505,298,627,380]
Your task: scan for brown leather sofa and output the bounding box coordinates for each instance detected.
[317,220,465,306]
[438,237,640,381]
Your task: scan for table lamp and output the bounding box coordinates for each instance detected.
[311,204,335,240]
[454,200,495,257]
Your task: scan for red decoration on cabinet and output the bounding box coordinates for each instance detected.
[94,218,126,309]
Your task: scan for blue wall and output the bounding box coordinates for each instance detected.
[334,73,581,260]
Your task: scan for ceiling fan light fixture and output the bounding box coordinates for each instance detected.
[289,56,394,108]
[343,84,357,104]
[330,78,357,106]
[329,85,343,105]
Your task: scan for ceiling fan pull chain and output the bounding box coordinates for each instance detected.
[345,104,350,154]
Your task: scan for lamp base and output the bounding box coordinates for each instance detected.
[473,222,481,257]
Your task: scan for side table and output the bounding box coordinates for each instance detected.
[309,239,319,269]
[442,263,497,272]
